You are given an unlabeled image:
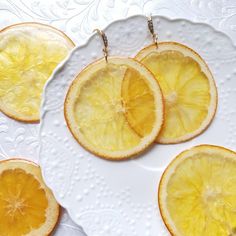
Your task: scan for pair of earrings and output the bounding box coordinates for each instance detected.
[64,16,217,160]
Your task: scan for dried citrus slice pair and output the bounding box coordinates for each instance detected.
[159,145,236,236]
[65,57,164,160]
[0,159,59,236]
[65,42,217,160]
[0,23,74,122]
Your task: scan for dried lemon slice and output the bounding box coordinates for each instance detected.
[0,159,59,236]
[0,23,74,122]
[64,57,163,160]
[136,42,217,143]
[159,145,236,236]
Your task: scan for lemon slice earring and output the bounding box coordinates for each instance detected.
[135,16,218,144]
[64,29,164,160]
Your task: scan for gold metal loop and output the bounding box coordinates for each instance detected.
[94,29,108,63]
[147,15,158,48]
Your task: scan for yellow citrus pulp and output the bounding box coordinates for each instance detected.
[0,23,74,122]
[64,57,164,160]
[136,42,217,143]
[159,145,236,236]
[0,159,59,236]
[122,67,160,137]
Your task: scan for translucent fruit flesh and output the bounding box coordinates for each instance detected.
[0,23,74,122]
[0,169,47,235]
[159,145,236,236]
[0,159,59,236]
[73,64,141,151]
[122,68,157,137]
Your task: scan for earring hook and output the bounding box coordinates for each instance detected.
[147,15,158,49]
[94,29,108,63]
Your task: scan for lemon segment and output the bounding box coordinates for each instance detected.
[159,145,236,236]
[65,57,164,160]
[0,23,74,122]
[122,68,157,137]
[136,42,217,143]
[0,159,59,236]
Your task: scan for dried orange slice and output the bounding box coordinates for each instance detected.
[0,159,59,236]
[0,23,74,122]
[159,145,236,236]
[64,57,164,160]
[136,42,217,143]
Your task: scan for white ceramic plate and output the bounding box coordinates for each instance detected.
[39,15,236,236]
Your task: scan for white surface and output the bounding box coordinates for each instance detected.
[0,1,236,235]
[40,15,236,236]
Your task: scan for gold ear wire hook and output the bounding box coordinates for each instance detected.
[94,29,108,63]
[147,15,158,49]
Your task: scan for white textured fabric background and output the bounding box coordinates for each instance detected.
[0,0,235,235]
